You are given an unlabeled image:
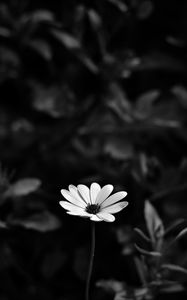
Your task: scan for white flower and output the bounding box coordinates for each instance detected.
[59,183,128,222]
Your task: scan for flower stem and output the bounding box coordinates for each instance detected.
[86,222,95,300]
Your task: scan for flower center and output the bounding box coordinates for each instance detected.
[86,204,100,214]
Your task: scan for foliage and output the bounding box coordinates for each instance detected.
[98,201,187,300]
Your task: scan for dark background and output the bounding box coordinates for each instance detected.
[0,0,187,299]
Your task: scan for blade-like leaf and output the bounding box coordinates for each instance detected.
[134,256,147,285]
[164,219,185,237]
[160,283,184,293]
[161,264,187,275]
[144,200,164,246]
[174,227,187,242]
[27,39,52,61]
[134,227,151,242]
[135,244,162,257]
[6,178,41,197]
[51,29,80,50]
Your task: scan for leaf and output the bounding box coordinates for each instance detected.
[8,211,61,232]
[31,10,55,23]
[164,219,185,237]
[174,227,187,242]
[51,29,80,50]
[166,36,185,48]
[27,39,52,61]
[135,90,160,120]
[136,1,154,20]
[32,82,76,118]
[77,53,99,73]
[172,85,187,108]
[134,256,147,285]
[134,228,151,242]
[0,27,11,37]
[144,200,164,246]
[135,244,162,257]
[107,83,132,123]
[138,52,186,72]
[107,0,128,12]
[160,283,184,293]
[161,264,187,275]
[0,221,7,229]
[114,287,149,300]
[87,9,102,31]
[96,279,124,293]
[104,137,134,160]
[6,178,41,197]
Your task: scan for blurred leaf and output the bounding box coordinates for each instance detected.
[104,136,134,160]
[51,29,80,50]
[160,282,184,293]
[136,1,154,20]
[32,83,76,118]
[6,178,41,197]
[0,27,11,37]
[9,210,61,232]
[134,228,151,242]
[106,0,128,12]
[161,263,187,275]
[135,244,162,257]
[31,10,55,23]
[87,9,102,31]
[172,85,187,108]
[96,279,124,293]
[144,201,164,247]
[107,83,132,123]
[164,219,185,237]
[77,52,99,73]
[134,90,182,128]
[114,287,150,300]
[166,36,185,48]
[0,221,7,228]
[116,225,134,255]
[0,46,20,82]
[135,90,160,120]
[138,52,186,72]
[134,256,147,285]
[174,227,187,242]
[27,39,52,61]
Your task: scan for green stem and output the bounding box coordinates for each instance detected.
[86,222,96,300]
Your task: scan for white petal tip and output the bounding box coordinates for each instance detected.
[59,201,65,208]
[60,189,66,195]
[122,191,128,197]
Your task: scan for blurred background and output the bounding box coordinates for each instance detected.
[1,0,187,299]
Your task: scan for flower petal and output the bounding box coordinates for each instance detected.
[59,201,85,212]
[90,214,103,222]
[67,210,91,217]
[61,189,86,208]
[90,183,101,204]
[95,184,113,205]
[97,212,115,222]
[101,201,128,214]
[101,191,127,207]
[77,184,91,204]
[68,185,87,206]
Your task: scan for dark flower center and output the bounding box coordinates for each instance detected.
[86,204,100,214]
